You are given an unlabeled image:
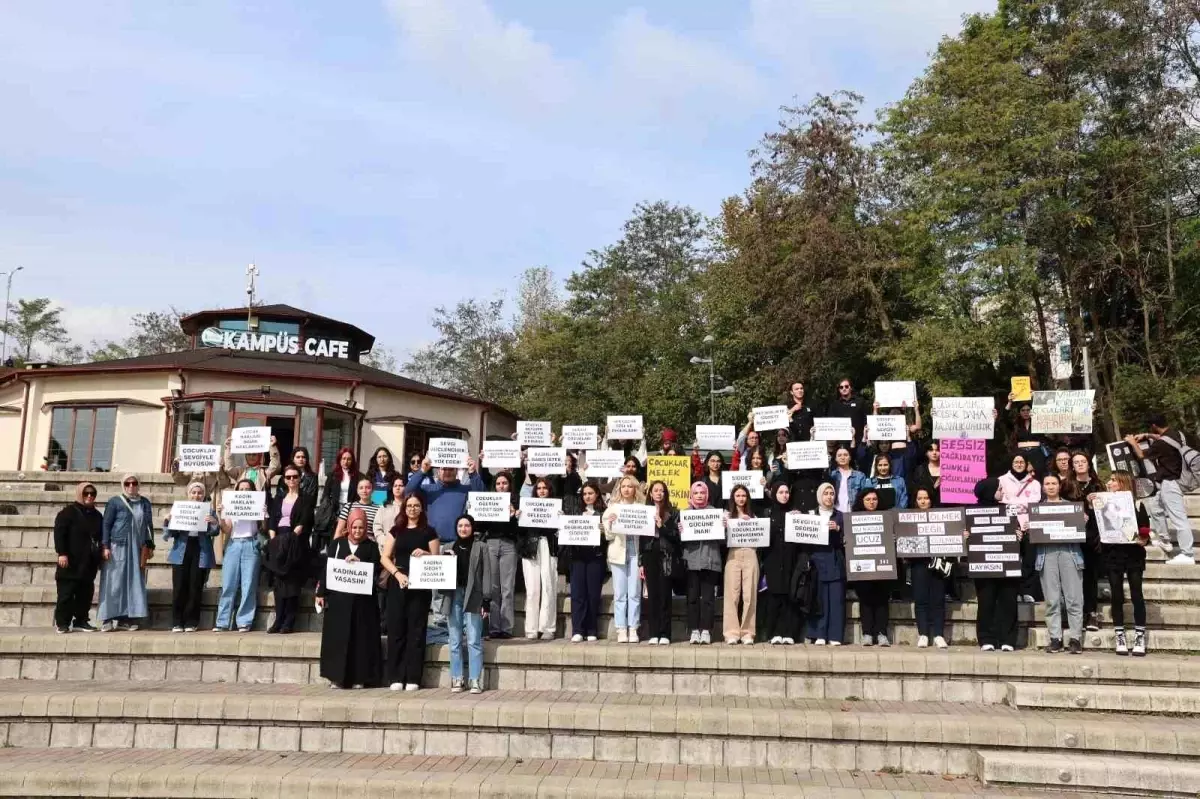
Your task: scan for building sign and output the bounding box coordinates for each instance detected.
[199,327,351,359]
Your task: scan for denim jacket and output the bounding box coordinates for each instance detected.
[1035,542,1085,572]
[101,495,155,550]
[163,517,220,569]
[828,468,872,510]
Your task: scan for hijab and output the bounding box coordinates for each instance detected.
[1008,457,1028,483]
[186,481,207,499]
[768,480,791,525]
[688,481,709,510]
[121,474,139,499]
[345,508,368,539]
[816,482,835,511]
[74,482,95,506]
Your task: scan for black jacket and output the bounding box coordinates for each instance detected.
[826,395,867,442]
[788,405,816,443]
[268,492,315,535]
[314,470,360,533]
[54,502,102,580]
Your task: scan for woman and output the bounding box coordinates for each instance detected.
[911,442,942,506]
[682,481,721,645]
[372,475,409,554]
[163,481,219,632]
[999,454,1042,604]
[53,482,103,633]
[744,449,773,515]
[99,474,154,632]
[1051,448,1073,483]
[314,448,360,551]
[274,447,319,509]
[722,484,759,645]
[215,478,262,632]
[222,434,281,491]
[381,493,440,690]
[852,488,893,646]
[1066,451,1104,632]
[479,472,520,640]
[642,480,679,645]
[696,452,725,508]
[600,457,645,501]
[769,429,791,476]
[603,475,643,643]
[733,411,764,470]
[1036,474,1084,654]
[870,454,908,511]
[829,446,870,516]
[761,481,803,645]
[805,482,845,646]
[264,466,314,634]
[973,476,1021,652]
[569,482,606,643]
[316,508,382,689]
[335,477,380,539]
[519,477,559,640]
[1098,470,1150,656]
[448,515,490,692]
[366,447,401,506]
[908,487,948,649]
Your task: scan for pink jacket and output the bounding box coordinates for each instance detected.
[998,472,1041,528]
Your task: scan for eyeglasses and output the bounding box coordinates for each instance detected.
[839,384,851,390]
[123,481,138,487]
[284,475,299,481]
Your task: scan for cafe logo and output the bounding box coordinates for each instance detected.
[200,326,351,359]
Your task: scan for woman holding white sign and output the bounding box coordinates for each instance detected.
[721,484,759,645]
[641,480,679,645]
[603,475,643,643]
[568,482,607,643]
[99,475,155,632]
[1034,474,1085,654]
[163,482,219,633]
[805,483,846,646]
[222,433,280,492]
[682,482,721,645]
[478,472,520,640]
[518,478,559,640]
[265,466,315,634]
[1099,470,1150,656]
[381,493,440,690]
[447,515,490,693]
[316,509,383,689]
[215,478,262,633]
[761,481,808,645]
[869,454,908,511]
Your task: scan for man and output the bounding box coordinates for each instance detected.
[827,377,868,448]
[1126,413,1194,565]
[786,381,815,443]
[407,457,487,545]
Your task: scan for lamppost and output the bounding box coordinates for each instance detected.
[0,266,24,363]
[690,335,734,424]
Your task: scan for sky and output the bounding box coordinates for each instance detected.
[0,0,994,361]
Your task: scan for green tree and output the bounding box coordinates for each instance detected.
[414,298,514,403]
[1,298,69,362]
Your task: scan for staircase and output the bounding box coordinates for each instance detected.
[0,470,1197,797]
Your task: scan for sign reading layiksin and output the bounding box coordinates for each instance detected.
[200,327,351,359]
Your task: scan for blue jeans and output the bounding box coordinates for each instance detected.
[447,590,483,682]
[216,537,260,629]
[610,544,641,631]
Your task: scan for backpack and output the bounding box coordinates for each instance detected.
[1159,433,1200,492]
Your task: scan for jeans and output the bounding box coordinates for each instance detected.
[610,544,641,632]
[521,536,558,636]
[722,548,759,640]
[806,581,845,642]
[447,590,484,682]
[216,537,260,630]
[909,560,946,638]
[1151,479,1194,557]
[486,537,518,636]
[1038,546,1084,642]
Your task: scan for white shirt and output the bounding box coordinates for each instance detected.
[348,542,359,556]
[231,519,258,539]
[338,475,351,505]
[837,472,850,513]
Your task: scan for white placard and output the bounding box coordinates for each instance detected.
[726,517,770,547]
[177,445,220,473]
[931,397,995,439]
[325,558,374,595]
[409,555,457,590]
[167,501,210,533]
[558,515,601,547]
[221,490,266,520]
[519,497,562,528]
[867,415,906,442]
[608,504,656,537]
[526,447,567,475]
[517,421,552,447]
[812,417,854,441]
[428,437,468,469]
[1031,390,1095,434]
[722,471,764,499]
[481,440,521,469]
[874,381,916,408]
[561,425,599,450]
[1093,491,1139,545]
[680,508,725,541]
[695,425,736,451]
[786,513,829,545]
[786,441,829,470]
[607,415,644,440]
[468,492,511,523]
[230,426,271,454]
[752,405,789,432]
[584,450,625,478]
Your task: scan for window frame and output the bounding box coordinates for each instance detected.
[48,405,118,471]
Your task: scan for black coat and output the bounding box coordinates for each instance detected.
[54,503,102,580]
[761,504,799,595]
[788,405,816,443]
[314,470,361,534]
[267,492,315,535]
[317,537,382,688]
[826,395,867,442]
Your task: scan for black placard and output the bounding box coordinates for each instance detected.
[893,507,966,558]
[1026,502,1087,544]
[844,511,897,581]
[965,505,1022,579]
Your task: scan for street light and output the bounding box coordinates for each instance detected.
[690,335,730,424]
[0,266,24,363]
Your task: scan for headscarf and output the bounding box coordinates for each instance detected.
[75,482,96,505]
[768,479,792,525]
[121,474,139,498]
[1009,455,1029,483]
[345,508,369,539]
[186,481,207,499]
[688,481,709,510]
[816,482,835,510]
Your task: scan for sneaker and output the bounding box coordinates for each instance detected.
[540,632,555,641]
[689,630,701,645]
[725,636,739,645]
[586,635,598,642]
[404,684,420,691]
[525,632,539,640]
[829,641,842,646]
[877,634,891,647]
[700,630,711,645]
[628,630,639,644]
[118,623,139,632]
[571,634,583,643]
[183,627,197,633]
[1132,628,1146,657]
[1167,553,1195,566]
[657,637,670,646]
[71,622,98,633]
[813,638,826,646]
[770,636,782,645]
[980,644,995,652]
[648,637,660,646]
[212,627,226,633]
[617,628,628,644]
[451,678,464,693]
[171,626,184,633]
[468,680,482,694]
[781,637,794,645]
[1047,638,1064,654]
[934,636,948,650]
[1021,595,1036,603]
[389,682,403,691]
[101,620,117,633]
[742,635,756,645]
[1115,628,1129,656]
[237,626,251,633]
[862,635,874,647]
[1068,639,1082,655]
[1085,613,1100,632]
[54,625,70,634]
[1000,644,1014,652]
[916,635,929,648]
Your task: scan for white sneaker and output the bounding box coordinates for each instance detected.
[934,636,948,649]
[171,626,183,633]
[617,628,628,644]
[657,637,670,645]
[700,630,712,645]
[450,678,464,693]
[981,644,995,652]
[525,632,539,640]
[586,635,597,642]
[1167,553,1195,566]
[829,641,842,646]
[781,637,794,645]
[541,632,555,641]
[1021,595,1036,603]
[862,635,874,647]
[183,627,197,633]
[916,635,929,648]
[689,630,701,645]
[648,637,660,646]
[813,638,826,646]
[404,684,420,691]
[877,634,891,647]
[628,630,639,644]
[1000,644,1014,652]
[571,634,583,643]
[389,682,403,691]
[725,636,739,645]
[769,636,782,645]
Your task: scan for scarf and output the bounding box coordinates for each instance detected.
[815,481,835,512]
[688,481,709,510]
[74,482,96,505]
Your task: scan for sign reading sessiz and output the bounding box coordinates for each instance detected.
[200,327,351,359]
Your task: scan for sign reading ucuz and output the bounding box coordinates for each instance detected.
[200,327,351,359]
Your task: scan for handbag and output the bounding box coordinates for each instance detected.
[930,557,953,579]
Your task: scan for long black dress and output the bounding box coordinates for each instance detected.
[317,538,383,688]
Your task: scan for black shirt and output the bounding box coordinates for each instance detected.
[452,535,475,587]
[1147,430,1184,482]
[391,525,438,574]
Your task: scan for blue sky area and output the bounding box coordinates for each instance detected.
[0,0,993,359]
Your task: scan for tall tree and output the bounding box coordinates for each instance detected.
[1,298,69,362]
[418,298,514,403]
[401,345,449,388]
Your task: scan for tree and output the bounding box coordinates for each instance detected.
[361,344,398,373]
[1,298,69,362]
[405,298,514,402]
[401,345,449,387]
[122,309,190,355]
[514,266,561,336]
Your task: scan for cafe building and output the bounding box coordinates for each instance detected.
[0,304,517,474]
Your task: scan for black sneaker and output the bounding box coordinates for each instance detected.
[1085,613,1100,632]
[54,625,70,635]
[1068,639,1082,655]
[71,622,98,633]
[1047,638,1064,653]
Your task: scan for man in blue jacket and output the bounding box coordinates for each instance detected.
[407,457,487,544]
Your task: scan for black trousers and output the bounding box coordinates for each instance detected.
[171,537,208,629]
[271,594,299,632]
[641,553,672,641]
[569,556,605,638]
[1082,547,1102,616]
[54,571,95,628]
[975,578,1019,648]
[386,585,432,686]
[761,593,800,640]
[1020,538,1042,600]
[1108,566,1146,628]
[909,560,946,638]
[856,581,892,638]
[686,570,718,632]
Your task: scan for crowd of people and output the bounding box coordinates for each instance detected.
[48,379,1197,692]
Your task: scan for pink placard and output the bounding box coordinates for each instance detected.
[941,438,987,504]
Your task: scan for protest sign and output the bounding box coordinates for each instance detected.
[428,438,468,469]
[874,381,916,408]
[1026,502,1087,544]
[812,417,853,441]
[1093,491,1139,545]
[722,470,764,499]
[893,508,966,558]
[517,421,552,447]
[467,492,511,523]
[526,447,567,475]
[584,450,625,478]
[325,558,374,595]
[785,512,829,546]
[606,415,644,440]
[561,425,599,450]
[167,501,210,533]
[409,555,457,590]
[609,504,656,537]
[679,508,724,541]
[481,440,521,469]
[845,511,897,581]
[940,438,987,504]
[867,415,906,442]
[230,426,271,454]
[221,490,266,520]
[786,441,828,470]
[752,405,789,432]
[1031,390,1095,434]
[177,445,220,473]
[695,425,736,451]
[1010,376,1032,402]
[726,517,770,547]
[558,515,601,547]
[1106,439,1156,479]
[931,397,995,439]
[965,506,1021,578]
[518,497,562,529]
[647,455,691,510]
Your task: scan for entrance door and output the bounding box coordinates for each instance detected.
[233,411,296,466]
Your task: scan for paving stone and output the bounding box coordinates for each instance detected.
[175,724,218,749]
[258,726,300,752]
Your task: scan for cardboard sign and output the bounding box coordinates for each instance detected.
[167,501,210,533]
[680,508,724,541]
[867,415,906,442]
[965,505,1021,578]
[221,490,266,521]
[526,447,567,475]
[752,405,789,432]
[519,497,562,529]
[481,440,521,469]
[726,517,769,548]
[561,425,598,450]
[468,492,511,523]
[1031,390,1095,434]
[558,515,601,547]
[1026,502,1087,544]
[940,438,987,504]
[1093,491,1139,544]
[428,438,468,469]
[786,441,828,470]
[177,445,220,473]
[516,421,553,447]
[646,455,691,511]
[722,470,764,499]
[1106,439,1156,478]
[584,450,625,479]
[695,425,736,452]
[893,508,966,558]
[325,558,374,596]
[608,504,656,537]
[1010,376,1032,402]
[845,511,897,581]
[606,415,644,440]
[230,426,271,454]
[874,381,916,408]
[931,397,995,440]
[812,417,853,441]
[408,555,457,590]
[786,513,829,546]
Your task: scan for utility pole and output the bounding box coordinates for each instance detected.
[1,266,24,363]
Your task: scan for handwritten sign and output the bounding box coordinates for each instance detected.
[230,426,271,454]
[481,440,521,469]
[812,417,853,441]
[558,515,601,547]
[726,517,769,548]
[584,450,625,478]
[752,405,789,432]
[965,506,1021,578]
[893,508,966,558]
[1031,390,1095,434]
[428,438,468,469]
[867,415,906,442]
[874,381,916,408]
[606,415,644,440]
[516,421,552,447]
[519,497,562,529]
[1010,376,1032,402]
[221,490,266,521]
[167,501,210,533]
[561,425,598,450]
[409,555,456,590]
[845,511,897,581]
[526,447,567,476]
[786,513,829,545]
[940,438,987,504]
[1026,502,1087,544]
[468,492,510,523]
[695,425,735,452]
[1093,491,1139,544]
[722,470,764,499]
[680,508,724,541]
[177,445,220,473]
[786,441,828,470]
[932,397,995,439]
[647,455,691,511]
[325,558,374,595]
[609,504,655,537]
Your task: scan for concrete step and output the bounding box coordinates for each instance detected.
[977,749,1200,794]
[0,491,181,517]
[1006,680,1200,714]
[0,548,246,590]
[0,471,179,487]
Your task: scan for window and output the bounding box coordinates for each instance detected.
[297,407,318,458]
[210,401,231,445]
[320,410,355,469]
[47,407,116,471]
[217,320,299,336]
[176,401,206,449]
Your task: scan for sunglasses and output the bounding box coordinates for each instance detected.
[82,490,97,497]
[839,385,851,390]
[284,475,300,481]
[123,481,138,487]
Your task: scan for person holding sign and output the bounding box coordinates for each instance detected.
[972,477,1022,652]
[314,448,360,553]
[761,481,809,645]
[910,442,942,505]
[478,472,520,640]
[603,475,645,643]
[641,480,680,645]
[829,445,870,515]
[721,484,759,645]
[786,380,816,443]
[567,483,607,643]
[264,466,314,634]
[682,482,722,645]
[695,451,726,509]
[998,453,1042,604]
[518,478,560,640]
[380,493,441,690]
[99,475,155,632]
[172,447,227,514]
[868,453,908,511]
[907,488,949,650]
[852,489,894,647]
[1034,474,1085,654]
[447,515,491,693]
[214,478,263,633]
[827,377,867,446]
[222,432,280,492]
[805,483,846,646]
[407,455,486,546]
[52,482,103,634]
[1098,471,1150,656]
[163,482,219,633]
[733,411,765,471]
[315,509,383,689]
[1064,452,1104,633]
[371,476,409,554]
